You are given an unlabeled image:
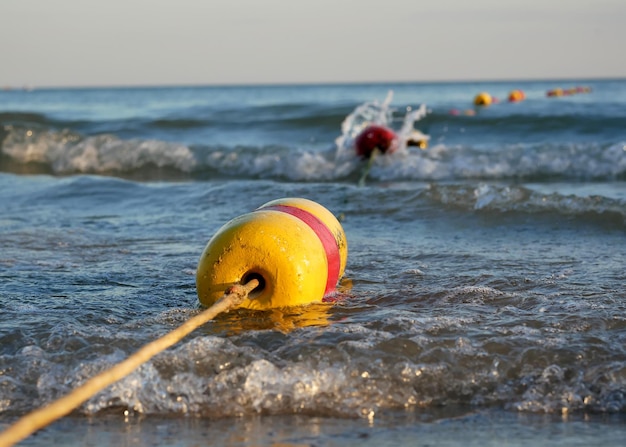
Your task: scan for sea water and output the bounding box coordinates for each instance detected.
[1,80,625,445]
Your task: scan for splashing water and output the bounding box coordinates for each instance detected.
[334,91,429,162]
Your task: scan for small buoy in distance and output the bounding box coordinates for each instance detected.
[508,89,525,102]
[546,88,563,97]
[354,124,399,159]
[196,198,348,310]
[473,92,493,106]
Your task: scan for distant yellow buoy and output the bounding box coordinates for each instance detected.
[508,89,525,102]
[196,198,348,310]
[473,92,492,106]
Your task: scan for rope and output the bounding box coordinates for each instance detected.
[358,148,380,187]
[0,279,259,447]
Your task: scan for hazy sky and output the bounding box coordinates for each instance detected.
[2,0,625,87]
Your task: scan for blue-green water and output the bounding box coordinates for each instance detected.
[1,80,625,445]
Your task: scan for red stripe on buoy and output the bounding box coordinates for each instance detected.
[261,204,341,296]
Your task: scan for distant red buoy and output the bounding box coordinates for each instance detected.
[354,125,399,159]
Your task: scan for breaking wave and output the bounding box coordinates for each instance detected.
[3,298,625,418]
[2,124,626,183]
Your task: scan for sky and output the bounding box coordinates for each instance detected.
[2,0,625,88]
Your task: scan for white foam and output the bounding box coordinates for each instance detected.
[2,128,196,174]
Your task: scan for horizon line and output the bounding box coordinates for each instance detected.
[2,75,625,91]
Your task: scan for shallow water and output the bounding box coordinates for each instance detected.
[12,411,626,447]
[1,79,625,444]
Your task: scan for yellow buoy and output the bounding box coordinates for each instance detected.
[196,198,347,310]
[508,89,525,102]
[473,92,492,106]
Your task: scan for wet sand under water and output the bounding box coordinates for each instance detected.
[7,409,626,446]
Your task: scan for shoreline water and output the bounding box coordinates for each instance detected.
[5,410,626,446]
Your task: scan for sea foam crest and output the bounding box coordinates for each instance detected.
[359,141,626,183]
[4,316,626,418]
[1,126,196,174]
[3,126,625,183]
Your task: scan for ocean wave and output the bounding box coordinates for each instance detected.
[0,112,51,126]
[0,101,351,137]
[1,126,196,178]
[5,102,624,139]
[2,124,626,183]
[0,125,355,180]
[367,142,626,182]
[141,105,348,134]
[409,107,626,147]
[3,315,625,418]
[425,108,626,130]
[424,183,626,225]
